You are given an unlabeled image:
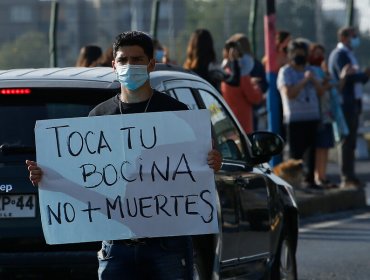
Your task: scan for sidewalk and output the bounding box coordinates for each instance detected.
[295,147,370,218]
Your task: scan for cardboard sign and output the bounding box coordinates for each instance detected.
[35,109,218,244]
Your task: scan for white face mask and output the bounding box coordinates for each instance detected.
[155,50,164,62]
[239,54,255,75]
[350,37,360,49]
[116,64,149,90]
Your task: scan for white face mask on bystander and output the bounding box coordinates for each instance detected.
[350,37,360,49]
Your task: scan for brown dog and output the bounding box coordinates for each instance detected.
[273,159,304,188]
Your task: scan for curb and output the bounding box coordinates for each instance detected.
[295,188,367,218]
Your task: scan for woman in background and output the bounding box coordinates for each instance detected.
[221,38,264,134]
[75,45,102,67]
[183,28,240,91]
[277,39,324,190]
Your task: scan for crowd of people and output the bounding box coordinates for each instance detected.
[181,26,370,191]
[74,26,369,192]
[277,26,370,190]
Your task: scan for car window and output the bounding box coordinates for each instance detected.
[169,88,197,110]
[198,90,245,160]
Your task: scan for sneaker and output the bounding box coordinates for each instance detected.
[340,178,362,189]
[308,183,326,190]
[302,180,325,192]
[317,179,339,189]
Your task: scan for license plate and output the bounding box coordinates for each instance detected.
[0,195,36,218]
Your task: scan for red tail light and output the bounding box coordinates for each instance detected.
[0,88,31,95]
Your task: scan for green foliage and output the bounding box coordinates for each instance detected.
[175,0,370,80]
[0,31,49,69]
[276,0,317,40]
[276,0,370,68]
[177,0,255,65]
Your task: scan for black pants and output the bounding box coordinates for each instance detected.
[340,103,361,181]
[286,120,319,183]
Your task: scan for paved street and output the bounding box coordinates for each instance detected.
[328,145,370,206]
[296,142,370,279]
[294,144,370,218]
[298,209,370,280]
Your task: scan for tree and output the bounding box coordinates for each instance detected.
[0,31,49,69]
[177,0,256,64]
[276,0,370,67]
[276,0,318,41]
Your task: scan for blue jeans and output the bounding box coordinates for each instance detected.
[98,236,193,280]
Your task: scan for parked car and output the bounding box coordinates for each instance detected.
[0,65,298,280]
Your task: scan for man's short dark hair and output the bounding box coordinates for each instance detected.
[337,26,356,40]
[113,31,154,60]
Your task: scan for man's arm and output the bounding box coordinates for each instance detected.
[343,69,370,85]
[336,51,369,84]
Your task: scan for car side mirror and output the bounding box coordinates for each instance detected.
[248,131,284,162]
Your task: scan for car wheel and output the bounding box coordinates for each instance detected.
[272,231,297,280]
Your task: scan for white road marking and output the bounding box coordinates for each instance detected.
[299,212,370,233]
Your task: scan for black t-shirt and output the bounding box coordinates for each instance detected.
[88,90,192,248]
[88,90,188,116]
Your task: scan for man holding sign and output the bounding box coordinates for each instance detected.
[26,31,222,280]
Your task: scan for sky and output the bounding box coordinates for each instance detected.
[322,0,370,34]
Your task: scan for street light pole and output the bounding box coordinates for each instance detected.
[264,0,282,166]
[150,0,161,39]
[248,0,258,55]
[346,0,354,26]
[49,1,58,67]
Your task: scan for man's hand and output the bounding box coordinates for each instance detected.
[340,64,356,79]
[26,160,43,186]
[207,149,222,172]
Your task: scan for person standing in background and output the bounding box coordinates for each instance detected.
[277,39,324,190]
[328,26,370,188]
[228,33,269,130]
[153,39,176,65]
[162,46,176,65]
[308,43,337,189]
[75,45,103,67]
[183,28,240,91]
[221,37,264,134]
[153,39,165,63]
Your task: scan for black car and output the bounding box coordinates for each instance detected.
[0,65,298,280]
